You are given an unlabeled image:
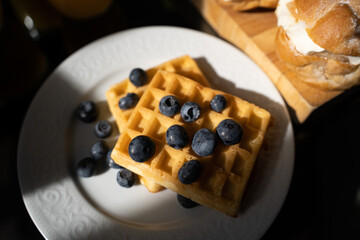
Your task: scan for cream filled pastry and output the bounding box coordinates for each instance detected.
[275,0,360,90]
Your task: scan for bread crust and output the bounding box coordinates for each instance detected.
[294,0,360,56]
[275,26,360,90]
[218,0,278,11]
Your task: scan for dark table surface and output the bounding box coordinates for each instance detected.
[1,0,360,239]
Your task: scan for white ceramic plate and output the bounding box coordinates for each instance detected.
[18,26,294,240]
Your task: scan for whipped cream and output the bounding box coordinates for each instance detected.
[276,0,360,65]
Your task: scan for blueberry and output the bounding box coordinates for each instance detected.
[166,125,189,149]
[118,93,139,110]
[91,141,108,161]
[177,194,199,208]
[178,160,202,185]
[191,128,217,157]
[106,149,122,169]
[94,120,113,138]
[180,101,201,122]
[128,135,155,163]
[159,95,180,117]
[76,101,98,123]
[210,95,226,112]
[129,68,148,87]
[116,168,135,188]
[216,119,243,145]
[76,157,97,178]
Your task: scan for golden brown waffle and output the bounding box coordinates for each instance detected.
[106,55,209,193]
[111,70,271,217]
[106,55,209,134]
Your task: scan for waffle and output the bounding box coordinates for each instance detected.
[106,55,209,193]
[106,55,209,133]
[111,70,271,217]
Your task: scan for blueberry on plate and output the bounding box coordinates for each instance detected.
[128,135,155,163]
[116,168,136,188]
[178,160,202,185]
[106,149,122,169]
[94,120,113,138]
[166,125,189,149]
[159,95,180,117]
[76,157,97,178]
[180,101,201,122]
[177,194,199,208]
[210,94,226,112]
[129,68,148,87]
[91,141,109,161]
[76,100,98,123]
[118,93,139,110]
[216,119,243,145]
[191,128,217,157]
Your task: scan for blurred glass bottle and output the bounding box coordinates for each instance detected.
[10,0,62,40]
[0,0,48,113]
[9,0,66,68]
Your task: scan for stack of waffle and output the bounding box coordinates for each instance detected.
[106,55,271,217]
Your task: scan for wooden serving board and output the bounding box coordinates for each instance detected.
[191,0,343,123]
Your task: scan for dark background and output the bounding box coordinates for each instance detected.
[1,0,360,239]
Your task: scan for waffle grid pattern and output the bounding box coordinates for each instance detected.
[106,55,209,133]
[112,70,271,217]
[106,55,209,193]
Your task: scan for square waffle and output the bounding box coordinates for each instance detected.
[106,55,209,193]
[111,70,271,217]
[106,55,209,133]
